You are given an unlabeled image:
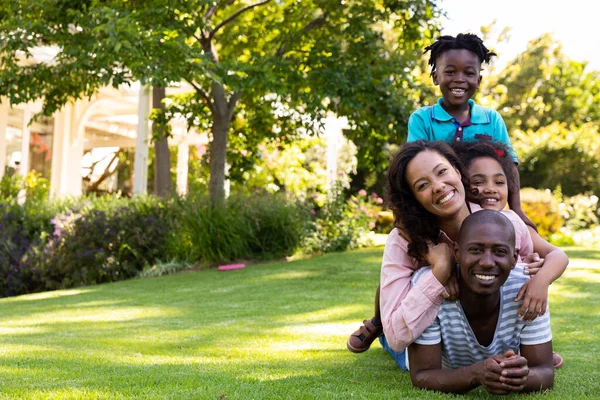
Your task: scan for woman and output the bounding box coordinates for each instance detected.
[347,140,534,370]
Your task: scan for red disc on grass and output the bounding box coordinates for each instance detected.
[218,263,246,271]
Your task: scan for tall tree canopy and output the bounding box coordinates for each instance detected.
[484,34,600,132]
[0,0,440,203]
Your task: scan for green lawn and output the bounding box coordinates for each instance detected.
[0,246,598,399]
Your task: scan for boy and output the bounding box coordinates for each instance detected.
[407,33,532,229]
[408,210,554,394]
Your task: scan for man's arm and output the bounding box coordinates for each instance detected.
[517,342,554,392]
[408,343,527,395]
[409,342,483,393]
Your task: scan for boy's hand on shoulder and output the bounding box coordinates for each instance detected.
[515,278,549,321]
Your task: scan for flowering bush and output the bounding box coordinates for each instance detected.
[33,197,174,291]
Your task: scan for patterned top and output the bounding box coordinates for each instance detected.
[413,264,552,369]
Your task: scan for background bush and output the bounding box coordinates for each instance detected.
[520,188,564,239]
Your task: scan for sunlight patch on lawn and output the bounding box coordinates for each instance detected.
[0,326,46,335]
[256,270,320,282]
[565,258,600,269]
[561,267,600,283]
[25,388,110,399]
[0,306,177,326]
[281,305,365,324]
[2,288,94,303]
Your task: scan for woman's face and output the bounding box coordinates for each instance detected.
[468,157,508,211]
[405,150,466,218]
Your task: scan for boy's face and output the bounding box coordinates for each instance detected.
[455,221,517,296]
[433,49,482,108]
[468,157,508,211]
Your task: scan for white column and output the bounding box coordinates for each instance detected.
[50,110,65,197]
[0,98,8,180]
[58,104,75,195]
[176,142,189,196]
[19,105,31,176]
[324,115,349,198]
[133,85,150,194]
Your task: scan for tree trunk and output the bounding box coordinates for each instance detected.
[208,113,229,206]
[152,86,171,197]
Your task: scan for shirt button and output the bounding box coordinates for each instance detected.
[458,127,463,131]
[456,137,461,141]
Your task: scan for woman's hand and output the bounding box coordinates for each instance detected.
[444,272,460,300]
[515,278,549,321]
[425,241,454,286]
[522,252,545,276]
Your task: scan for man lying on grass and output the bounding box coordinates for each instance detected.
[408,210,554,394]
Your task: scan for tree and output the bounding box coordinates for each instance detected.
[483,34,600,132]
[0,0,440,204]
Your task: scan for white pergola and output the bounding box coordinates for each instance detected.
[0,83,208,197]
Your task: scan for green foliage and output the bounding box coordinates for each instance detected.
[301,186,375,254]
[0,172,49,203]
[167,194,254,265]
[168,191,322,264]
[520,188,564,239]
[228,136,358,201]
[168,192,311,265]
[138,259,192,278]
[514,123,600,196]
[239,194,312,260]
[0,0,441,202]
[558,192,599,231]
[487,34,600,133]
[31,195,174,292]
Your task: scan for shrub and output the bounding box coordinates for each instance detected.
[515,123,600,196]
[520,188,564,239]
[558,192,599,231]
[32,196,174,291]
[167,194,253,266]
[239,194,312,260]
[300,187,374,254]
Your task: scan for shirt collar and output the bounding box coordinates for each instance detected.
[431,98,488,124]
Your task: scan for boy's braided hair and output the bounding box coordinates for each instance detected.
[424,33,497,73]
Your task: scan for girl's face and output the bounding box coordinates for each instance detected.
[405,150,466,218]
[468,157,508,211]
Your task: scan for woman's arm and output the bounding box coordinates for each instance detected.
[380,231,452,352]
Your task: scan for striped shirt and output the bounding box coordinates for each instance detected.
[413,265,552,369]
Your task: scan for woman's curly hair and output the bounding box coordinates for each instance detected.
[385,140,469,260]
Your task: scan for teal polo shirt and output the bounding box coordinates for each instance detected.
[407,98,517,162]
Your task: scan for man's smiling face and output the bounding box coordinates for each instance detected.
[455,212,517,296]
